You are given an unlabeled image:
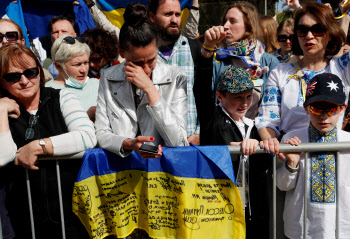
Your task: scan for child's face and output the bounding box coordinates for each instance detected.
[305,101,346,133]
[216,89,253,122]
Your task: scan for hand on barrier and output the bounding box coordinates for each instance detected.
[260,137,280,156]
[279,136,301,169]
[230,139,259,156]
[15,140,40,170]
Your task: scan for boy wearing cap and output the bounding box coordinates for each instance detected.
[197,62,271,238]
[277,73,350,239]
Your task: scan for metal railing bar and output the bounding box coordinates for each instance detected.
[304,153,309,239]
[39,152,85,160]
[273,154,277,239]
[336,151,340,238]
[2,143,347,239]
[0,209,3,239]
[26,169,35,239]
[56,160,66,239]
[228,142,350,154]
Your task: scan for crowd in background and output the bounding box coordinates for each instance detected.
[1,0,350,238]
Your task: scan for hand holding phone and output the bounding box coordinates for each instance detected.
[139,143,159,154]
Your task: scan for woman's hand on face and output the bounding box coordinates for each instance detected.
[0,97,20,119]
[203,26,226,48]
[15,141,40,170]
[284,0,301,10]
[122,136,162,159]
[123,61,154,92]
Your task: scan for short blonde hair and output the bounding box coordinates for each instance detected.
[51,35,90,65]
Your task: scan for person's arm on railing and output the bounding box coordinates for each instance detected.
[276,136,301,191]
[49,89,97,155]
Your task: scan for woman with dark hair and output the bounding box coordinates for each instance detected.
[82,28,119,79]
[199,1,279,119]
[256,1,350,151]
[95,3,187,159]
[0,43,96,238]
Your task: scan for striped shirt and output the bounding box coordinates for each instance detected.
[157,35,199,136]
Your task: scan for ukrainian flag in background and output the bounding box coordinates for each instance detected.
[73,146,245,239]
[96,0,193,29]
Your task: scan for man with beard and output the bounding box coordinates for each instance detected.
[149,0,201,145]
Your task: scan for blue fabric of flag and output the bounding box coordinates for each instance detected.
[73,0,96,35]
[77,146,236,184]
[5,0,30,47]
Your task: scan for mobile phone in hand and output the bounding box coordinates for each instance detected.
[139,143,158,154]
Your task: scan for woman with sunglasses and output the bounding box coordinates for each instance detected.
[95,3,187,160]
[46,35,100,122]
[274,18,297,63]
[199,2,279,119]
[0,19,25,48]
[0,19,54,84]
[0,43,96,238]
[256,1,350,153]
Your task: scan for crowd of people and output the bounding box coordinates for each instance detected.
[1,0,350,238]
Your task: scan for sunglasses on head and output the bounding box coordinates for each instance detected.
[57,36,85,52]
[277,34,294,42]
[3,67,40,83]
[0,31,19,43]
[296,24,326,37]
[308,103,342,116]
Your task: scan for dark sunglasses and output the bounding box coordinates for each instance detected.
[25,115,39,140]
[0,31,19,43]
[309,103,342,116]
[277,34,294,42]
[3,67,40,83]
[296,24,326,37]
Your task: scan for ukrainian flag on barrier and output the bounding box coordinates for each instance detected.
[96,0,193,30]
[73,146,245,239]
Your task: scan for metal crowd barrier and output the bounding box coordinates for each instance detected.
[1,143,350,239]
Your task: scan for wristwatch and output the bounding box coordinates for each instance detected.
[39,139,47,155]
[87,1,95,8]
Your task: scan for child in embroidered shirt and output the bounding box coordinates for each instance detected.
[277,73,350,239]
[198,64,271,239]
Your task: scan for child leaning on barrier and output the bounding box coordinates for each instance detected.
[277,73,350,239]
[197,62,271,239]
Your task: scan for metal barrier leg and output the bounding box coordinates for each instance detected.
[0,207,3,239]
[303,153,309,239]
[273,155,277,239]
[336,151,340,239]
[26,169,36,239]
[56,160,66,239]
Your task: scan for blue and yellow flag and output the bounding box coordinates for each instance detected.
[73,146,245,239]
[96,0,193,30]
